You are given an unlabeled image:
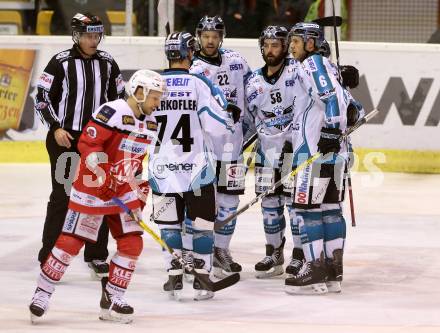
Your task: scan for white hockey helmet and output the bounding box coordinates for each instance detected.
[125,69,166,104]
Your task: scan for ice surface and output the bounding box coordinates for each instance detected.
[0,164,439,332]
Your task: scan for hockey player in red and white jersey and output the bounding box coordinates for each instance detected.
[28,69,166,324]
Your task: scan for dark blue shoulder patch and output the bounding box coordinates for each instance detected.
[95,105,116,124]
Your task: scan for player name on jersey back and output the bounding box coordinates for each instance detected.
[159,99,197,111]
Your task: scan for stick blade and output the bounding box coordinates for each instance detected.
[313,16,343,27]
[193,271,240,292]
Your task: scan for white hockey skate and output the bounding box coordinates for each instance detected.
[29,287,52,324]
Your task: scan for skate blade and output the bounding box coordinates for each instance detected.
[194,290,215,301]
[255,265,284,279]
[167,289,183,301]
[99,309,133,324]
[285,282,328,295]
[213,266,235,279]
[30,313,41,325]
[326,281,342,293]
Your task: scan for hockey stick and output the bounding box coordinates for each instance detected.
[328,0,357,226]
[112,197,240,292]
[330,0,341,70]
[157,0,171,35]
[214,109,379,231]
[242,132,258,152]
[312,15,342,27]
[345,138,356,227]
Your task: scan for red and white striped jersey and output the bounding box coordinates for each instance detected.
[69,99,157,214]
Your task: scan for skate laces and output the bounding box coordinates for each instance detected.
[295,262,311,278]
[289,257,303,268]
[32,288,51,310]
[260,255,274,265]
[216,248,234,265]
[182,250,193,266]
[109,293,129,311]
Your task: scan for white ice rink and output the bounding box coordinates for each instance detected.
[0,164,439,333]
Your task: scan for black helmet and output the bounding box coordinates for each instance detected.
[258,25,289,54]
[165,31,197,61]
[71,13,104,45]
[195,15,226,39]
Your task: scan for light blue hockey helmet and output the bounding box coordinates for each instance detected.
[289,22,325,49]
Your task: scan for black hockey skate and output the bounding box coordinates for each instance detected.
[326,249,343,293]
[213,246,242,279]
[285,258,328,295]
[29,287,52,323]
[285,248,305,276]
[255,237,285,278]
[163,258,184,301]
[99,277,134,324]
[193,258,214,301]
[87,259,109,279]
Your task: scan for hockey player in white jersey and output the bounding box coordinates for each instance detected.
[149,31,237,301]
[285,22,363,294]
[244,26,311,278]
[188,15,252,278]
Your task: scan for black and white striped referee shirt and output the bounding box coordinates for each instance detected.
[35,45,125,132]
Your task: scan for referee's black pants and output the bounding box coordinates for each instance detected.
[37,129,109,264]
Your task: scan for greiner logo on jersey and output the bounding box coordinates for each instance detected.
[118,138,148,154]
[152,157,197,180]
[160,99,197,111]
